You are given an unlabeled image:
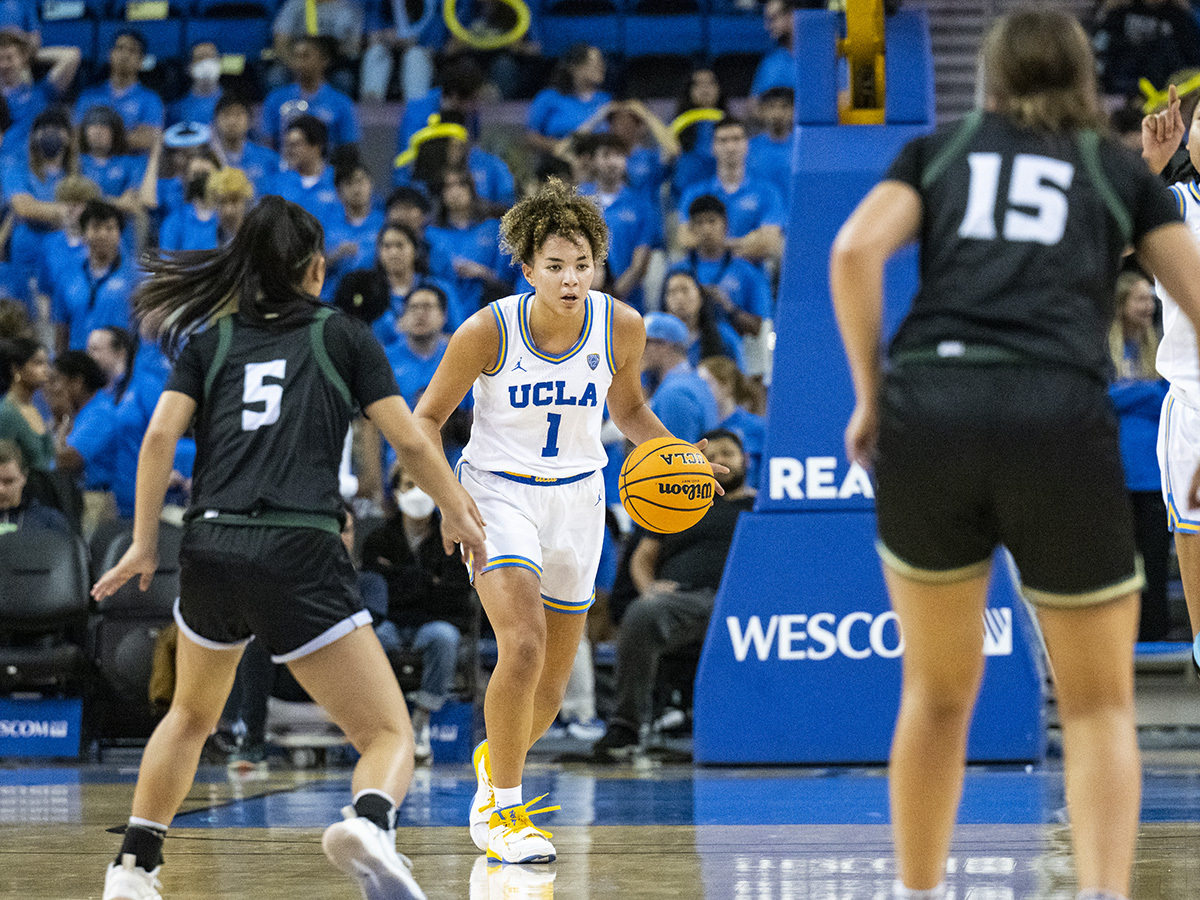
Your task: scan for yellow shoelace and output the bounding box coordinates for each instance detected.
[494,794,561,840]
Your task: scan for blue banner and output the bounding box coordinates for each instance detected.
[0,698,83,758]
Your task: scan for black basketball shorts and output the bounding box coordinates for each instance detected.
[175,523,370,662]
[873,364,1144,608]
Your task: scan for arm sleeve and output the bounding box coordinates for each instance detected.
[327,314,402,409]
[163,332,210,402]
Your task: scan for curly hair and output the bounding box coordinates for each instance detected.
[500,178,609,268]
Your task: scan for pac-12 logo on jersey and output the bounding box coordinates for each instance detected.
[587,353,599,370]
[509,380,599,408]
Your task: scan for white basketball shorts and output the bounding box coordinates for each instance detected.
[1159,386,1200,534]
[456,461,605,613]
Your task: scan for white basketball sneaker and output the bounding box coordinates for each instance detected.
[103,854,163,900]
[486,795,560,865]
[469,740,494,851]
[322,807,428,900]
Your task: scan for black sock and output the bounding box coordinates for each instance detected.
[354,791,395,832]
[116,824,166,871]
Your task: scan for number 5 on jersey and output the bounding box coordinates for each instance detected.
[243,360,286,431]
[960,152,1075,245]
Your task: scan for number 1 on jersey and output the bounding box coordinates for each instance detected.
[541,412,562,458]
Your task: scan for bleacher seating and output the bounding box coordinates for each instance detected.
[36,0,770,76]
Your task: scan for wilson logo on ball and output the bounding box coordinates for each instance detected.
[658,481,714,500]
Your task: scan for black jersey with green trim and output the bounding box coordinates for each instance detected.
[165,308,399,518]
[884,111,1181,381]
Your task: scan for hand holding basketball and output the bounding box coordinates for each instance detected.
[618,437,718,534]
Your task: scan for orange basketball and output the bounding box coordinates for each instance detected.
[618,437,716,534]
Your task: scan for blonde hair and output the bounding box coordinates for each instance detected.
[54,175,102,205]
[981,7,1107,133]
[500,178,608,267]
[206,167,254,204]
[1109,271,1160,380]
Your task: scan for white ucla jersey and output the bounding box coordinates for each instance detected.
[1157,182,1200,405]
[462,290,616,480]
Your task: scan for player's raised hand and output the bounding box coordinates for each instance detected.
[92,540,158,601]
[1143,83,1185,175]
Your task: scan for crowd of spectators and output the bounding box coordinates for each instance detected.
[12,0,1200,762]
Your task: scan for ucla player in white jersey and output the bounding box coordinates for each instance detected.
[414,179,721,865]
[1144,84,1200,671]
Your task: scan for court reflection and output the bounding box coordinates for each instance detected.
[468,857,556,898]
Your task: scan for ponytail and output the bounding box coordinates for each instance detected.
[134,196,325,355]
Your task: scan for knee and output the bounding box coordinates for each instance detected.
[499,628,546,677]
[620,597,667,644]
[165,702,223,743]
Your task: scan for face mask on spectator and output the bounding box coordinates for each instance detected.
[398,486,436,519]
[190,58,221,85]
[35,132,64,158]
[186,173,210,202]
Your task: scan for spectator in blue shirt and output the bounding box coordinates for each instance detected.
[384,282,450,407]
[167,42,223,127]
[206,166,254,248]
[107,329,172,518]
[359,0,441,102]
[75,31,165,154]
[670,67,726,203]
[85,324,135,400]
[747,86,793,206]
[676,117,785,265]
[640,312,719,444]
[49,349,116,491]
[210,94,280,197]
[52,201,138,353]
[158,152,220,251]
[274,114,344,231]
[698,355,765,490]
[272,0,364,97]
[4,105,73,303]
[0,33,79,163]
[78,105,150,221]
[393,109,515,215]
[324,149,385,300]
[261,35,361,151]
[35,175,99,303]
[660,270,745,371]
[370,221,458,347]
[751,0,795,98]
[526,43,611,159]
[670,194,772,336]
[395,56,483,154]
[579,134,656,310]
[426,167,511,324]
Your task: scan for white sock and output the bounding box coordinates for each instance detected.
[894,881,946,900]
[128,816,169,834]
[494,785,523,809]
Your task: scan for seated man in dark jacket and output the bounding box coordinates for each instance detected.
[363,464,473,762]
[0,439,69,532]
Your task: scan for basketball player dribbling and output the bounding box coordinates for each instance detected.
[413,179,724,865]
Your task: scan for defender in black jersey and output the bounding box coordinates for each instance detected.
[92,197,486,900]
[831,11,1200,900]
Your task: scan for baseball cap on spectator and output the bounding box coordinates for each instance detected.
[644,312,690,347]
